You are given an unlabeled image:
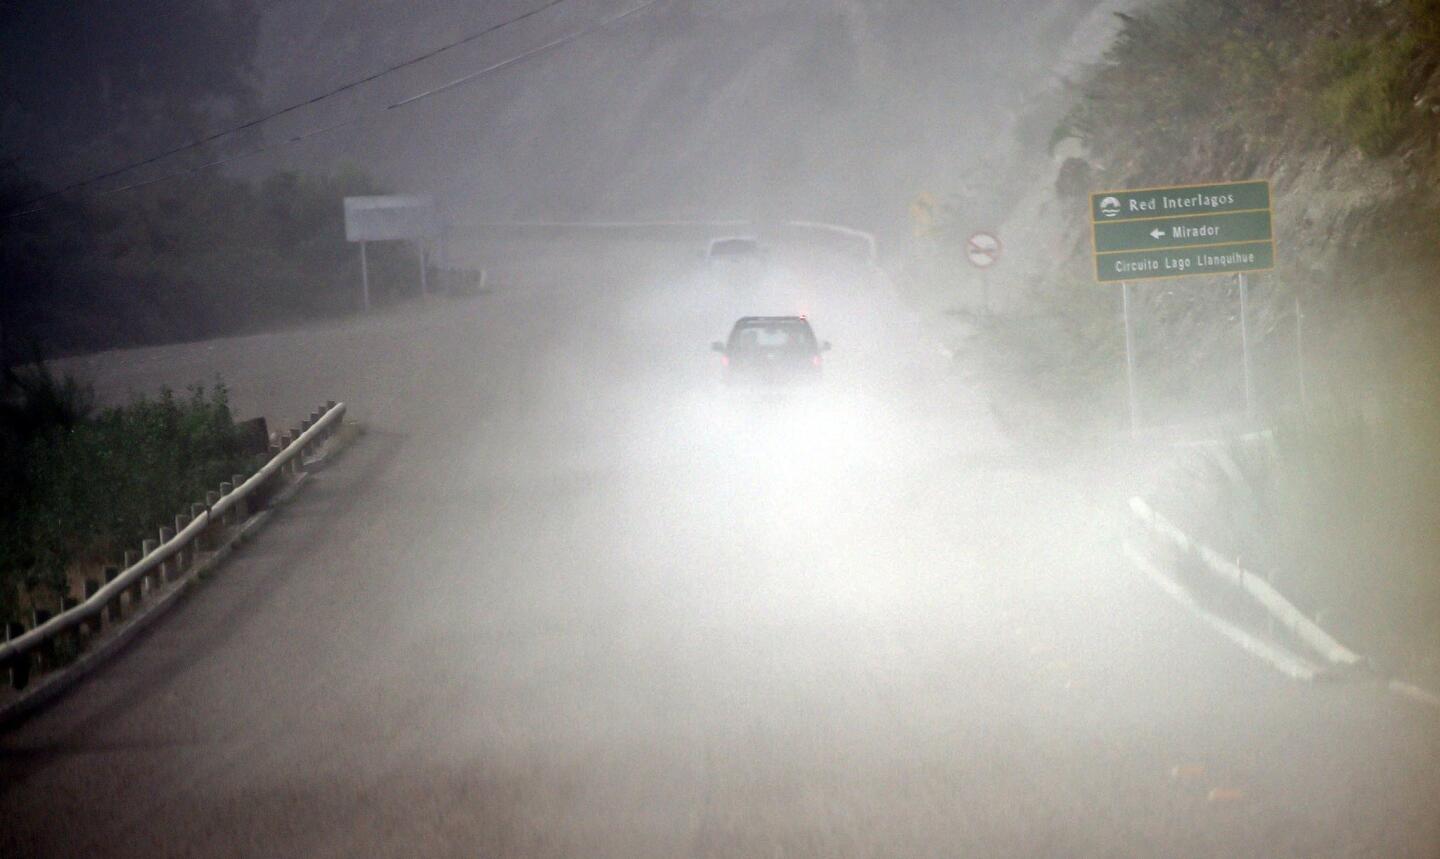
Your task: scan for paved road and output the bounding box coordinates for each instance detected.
[3,243,1438,857]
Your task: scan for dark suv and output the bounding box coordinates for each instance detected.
[711,316,831,385]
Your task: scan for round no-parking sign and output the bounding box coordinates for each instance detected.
[966,231,1002,269]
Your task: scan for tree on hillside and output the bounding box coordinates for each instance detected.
[1,164,421,357]
[0,0,262,192]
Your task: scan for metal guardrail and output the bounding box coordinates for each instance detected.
[1129,495,1361,667]
[0,401,347,676]
[783,220,879,266]
[448,219,881,266]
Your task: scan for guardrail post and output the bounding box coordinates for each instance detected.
[59,596,80,660]
[141,539,159,593]
[175,514,192,571]
[158,527,175,582]
[304,412,320,459]
[283,432,299,475]
[232,474,247,521]
[83,579,103,634]
[61,596,79,638]
[123,550,142,609]
[191,503,210,550]
[104,566,122,623]
[205,492,221,540]
[265,441,282,485]
[218,483,233,527]
[6,622,28,690]
[32,607,53,672]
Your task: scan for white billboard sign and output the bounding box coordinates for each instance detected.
[344,195,439,242]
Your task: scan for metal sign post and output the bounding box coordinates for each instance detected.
[965,231,1001,315]
[1090,180,1276,435]
[1091,181,1274,283]
[1238,272,1254,417]
[344,195,440,310]
[1122,280,1140,437]
[910,192,937,238]
[1295,292,1308,410]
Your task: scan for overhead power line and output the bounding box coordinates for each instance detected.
[389,0,658,107]
[8,0,571,213]
[8,0,666,220]
[7,0,666,221]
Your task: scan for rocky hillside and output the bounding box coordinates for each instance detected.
[926,0,1440,432]
[942,0,1440,680]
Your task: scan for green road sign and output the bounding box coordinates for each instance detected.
[1090,180,1269,223]
[1094,241,1274,283]
[1093,209,1272,253]
[1091,180,1274,281]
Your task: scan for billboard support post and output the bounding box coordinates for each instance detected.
[359,241,371,312]
[344,195,439,306]
[1122,280,1140,438]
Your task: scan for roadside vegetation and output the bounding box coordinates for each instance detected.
[1265,400,1440,672]
[0,364,257,624]
[0,166,428,356]
[1055,0,1440,178]
[1161,397,1440,676]
[930,0,1440,675]
[0,10,435,630]
[3,6,441,356]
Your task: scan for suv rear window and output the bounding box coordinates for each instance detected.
[707,238,761,259]
[728,320,816,352]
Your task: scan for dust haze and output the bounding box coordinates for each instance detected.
[3,2,1438,857]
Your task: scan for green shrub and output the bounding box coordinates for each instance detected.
[1407,0,1440,43]
[1311,36,1417,156]
[1060,0,1436,175]
[1,164,423,354]
[0,376,259,622]
[1058,1,1305,167]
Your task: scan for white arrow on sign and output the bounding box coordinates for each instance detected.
[1150,228,1167,240]
[966,231,1002,269]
